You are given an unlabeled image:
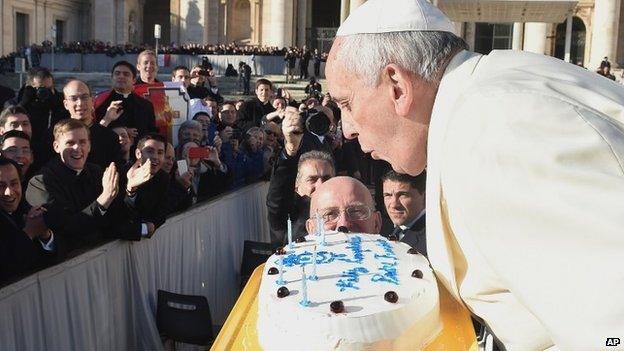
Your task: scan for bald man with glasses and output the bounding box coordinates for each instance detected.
[306,176,381,235]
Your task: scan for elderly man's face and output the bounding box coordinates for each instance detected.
[326,37,433,176]
[307,176,381,234]
[295,159,334,197]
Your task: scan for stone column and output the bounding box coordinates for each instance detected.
[464,22,476,51]
[340,0,350,24]
[269,0,294,48]
[512,22,524,50]
[564,14,573,62]
[349,0,366,14]
[92,0,116,43]
[590,0,620,69]
[297,0,307,47]
[523,22,548,55]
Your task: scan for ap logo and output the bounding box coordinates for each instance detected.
[606,338,621,347]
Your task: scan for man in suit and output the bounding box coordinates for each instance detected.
[62,79,122,170]
[381,170,426,255]
[94,60,157,143]
[327,0,624,349]
[0,157,52,284]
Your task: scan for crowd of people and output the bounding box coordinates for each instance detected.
[0,40,329,74]
[1,48,422,287]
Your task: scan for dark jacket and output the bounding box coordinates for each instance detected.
[94,90,157,140]
[0,207,43,285]
[26,157,111,257]
[163,175,194,217]
[236,97,275,133]
[266,151,310,247]
[382,213,427,256]
[117,168,169,240]
[88,122,123,170]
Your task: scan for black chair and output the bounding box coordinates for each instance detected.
[156,290,214,348]
[240,240,273,290]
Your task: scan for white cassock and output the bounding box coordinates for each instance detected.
[427,50,624,351]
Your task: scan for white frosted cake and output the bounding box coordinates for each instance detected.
[257,232,441,351]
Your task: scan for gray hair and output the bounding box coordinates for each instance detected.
[336,31,468,86]
[296,150,336,184]
[179,120,202,131]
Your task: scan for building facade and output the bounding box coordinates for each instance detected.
[0,0,622,70]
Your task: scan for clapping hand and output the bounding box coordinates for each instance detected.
[97,162,119,209]
[23,206,49,240]
[126,159,153,194]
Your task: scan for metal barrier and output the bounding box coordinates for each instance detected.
[39,54,326,77]
[0,182,270,351]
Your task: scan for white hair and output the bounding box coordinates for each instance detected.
[336,31,468,86]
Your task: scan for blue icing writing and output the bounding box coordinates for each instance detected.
[343,235,370,265]
[336,267,369,291]
[370,239,399,285]
[281,250,341,267]
[371,262,399,285]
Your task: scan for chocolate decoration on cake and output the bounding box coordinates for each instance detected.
[407,248,419,254]
[337,226,349,233]
[384,291,398,303]
[277,286,290,298]
[412,269,423,279]
[268,267,279,275]
[411,269,423,279]
[295,236,306,243]
[275,246,287,255]
[330,300,345,313]
[388,234,398,241]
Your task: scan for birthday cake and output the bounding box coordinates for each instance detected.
[257,231,442,351]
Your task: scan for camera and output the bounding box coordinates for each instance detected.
[35,87,52,101]
[301,108,331,136]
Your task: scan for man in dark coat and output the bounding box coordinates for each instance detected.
[118,133,169,240]
[380,170,427,255]
[94,60,157,143]
[266,108,335,246]
[236,79,275,133]
[0,157,52,285]
[26,119,120,258]
[299,46,312,80]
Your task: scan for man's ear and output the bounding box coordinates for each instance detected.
[62,98,70,112]
[52,140,60,154]
[134,147,142,161]
[382,64,414,118]
[373,211,382,234]
[305,218,315,235]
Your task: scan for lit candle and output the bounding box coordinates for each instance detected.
[277,255,285,285]
[300,267,310,307]
[320,221,326,246]
[287,215,293,249]
[314,210,322,237]
[309,246,318,281]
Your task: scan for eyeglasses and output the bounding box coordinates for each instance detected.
[316,204,373,224]
[66,94,91,103]
[2,146,32,156]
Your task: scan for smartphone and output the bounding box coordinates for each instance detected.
[177,159,188,175]
[188,147,210,159]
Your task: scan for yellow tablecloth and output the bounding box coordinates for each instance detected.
[212,264,478,351]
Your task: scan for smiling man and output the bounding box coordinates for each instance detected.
[326,0,624,349]
[94,60,157,142]
[63,79,122,169]
[236,78,276,132]
[135,50,159,85]
[26,119,119,257]
[0,130,34,181]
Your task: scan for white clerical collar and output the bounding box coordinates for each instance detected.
[114,90,131,98]
[311,132,325,143]
[399,209,426,231]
